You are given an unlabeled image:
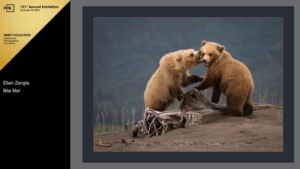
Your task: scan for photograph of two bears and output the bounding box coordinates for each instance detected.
[93,17,283,152]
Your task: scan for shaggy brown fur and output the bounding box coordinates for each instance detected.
[144,49,204,111]
[195,40,255,116]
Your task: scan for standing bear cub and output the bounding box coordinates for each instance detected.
[144,49,204,111]
[195,40,255,116]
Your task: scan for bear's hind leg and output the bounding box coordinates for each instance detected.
[226,95,245,116]
[155,100,170,111]
[243,100,253,115]
[147,99,169,112]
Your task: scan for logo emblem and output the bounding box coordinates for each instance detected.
[4,4,15,12]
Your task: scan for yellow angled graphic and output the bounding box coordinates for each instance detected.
[0,0,70,71]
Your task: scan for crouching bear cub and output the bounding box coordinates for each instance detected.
[144,49,204,111]
[195,40,255,116]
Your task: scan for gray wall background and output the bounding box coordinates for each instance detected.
[71,0,299,168]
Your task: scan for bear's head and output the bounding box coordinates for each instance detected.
[174,49,203,71]
[200,40,225,67]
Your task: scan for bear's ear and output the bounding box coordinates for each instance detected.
[176,55,182,62]
[201,40,207,46]
[217,45,225,53]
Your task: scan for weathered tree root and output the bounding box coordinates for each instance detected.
[132,108,194,138]
[132,88,283,138]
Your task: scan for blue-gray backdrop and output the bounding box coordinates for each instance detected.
[93,17,283,123]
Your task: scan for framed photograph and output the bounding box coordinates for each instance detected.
[83,6,294,163]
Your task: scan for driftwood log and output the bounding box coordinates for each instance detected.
[131,88,283,138]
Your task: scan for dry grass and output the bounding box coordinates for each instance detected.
[93,88,283,133]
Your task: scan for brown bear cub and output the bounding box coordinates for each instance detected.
[195,40,255,116]
[144,49,204,111]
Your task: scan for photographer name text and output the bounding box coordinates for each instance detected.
[3,80,30,93]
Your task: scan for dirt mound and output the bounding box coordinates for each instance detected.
[93,109,283,152]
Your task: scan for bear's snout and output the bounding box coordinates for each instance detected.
[197,51,204,58]
[196,55,201,60]
[202,59,209,67]
[196,51,203,62]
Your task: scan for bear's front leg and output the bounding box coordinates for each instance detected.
[211,85,222,103]
[182,73,204,87]
[177,93,184,101]
[191,75,205,83]
[194,76,214,91]
[169,87,184,101]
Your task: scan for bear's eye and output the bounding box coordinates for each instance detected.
[209,53,212,56]
[190,53,194,57]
